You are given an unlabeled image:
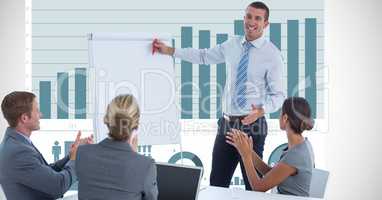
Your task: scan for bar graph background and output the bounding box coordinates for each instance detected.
[31,0,327,188]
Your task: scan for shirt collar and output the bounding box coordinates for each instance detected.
[99,137,134,152]
[15,130,32,144]
[241,34,266,48]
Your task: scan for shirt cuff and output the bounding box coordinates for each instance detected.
[173,48,181,58]
[65,160,75,172]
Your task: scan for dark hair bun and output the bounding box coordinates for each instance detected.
[301,118,314,131]
[282,97,314,134]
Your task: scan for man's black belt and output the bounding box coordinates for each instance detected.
[223,113,247,122]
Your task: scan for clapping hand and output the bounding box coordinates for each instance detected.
[69,131,94,160]
[79,134,94,145]
[226,129,253,159]
[69,131,82,160]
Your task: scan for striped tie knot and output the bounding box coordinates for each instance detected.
[243,41,254,51]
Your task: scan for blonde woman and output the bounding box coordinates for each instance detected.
[226,97,315,196]
[76,94,158,200]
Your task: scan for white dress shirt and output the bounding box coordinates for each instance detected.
[174,35,285,116]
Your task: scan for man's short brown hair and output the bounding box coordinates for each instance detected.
[1,91,36,127]
[248,1,270,21]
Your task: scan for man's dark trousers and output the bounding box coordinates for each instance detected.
[209,116,268,190]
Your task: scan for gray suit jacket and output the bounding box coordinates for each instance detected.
[0,127,76,200]
[76,138,158,200]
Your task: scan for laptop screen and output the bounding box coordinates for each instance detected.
[156,163,202,200]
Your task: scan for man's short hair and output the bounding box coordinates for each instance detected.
[1,91,36,127]
[248,1,270,21]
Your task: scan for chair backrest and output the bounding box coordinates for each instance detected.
[268,143,288,195]
[309,168,329,198]
[267,143,288,167]
[268,144,329,198]
[270,168,330,198]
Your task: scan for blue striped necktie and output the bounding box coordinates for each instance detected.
[233,41,253,109]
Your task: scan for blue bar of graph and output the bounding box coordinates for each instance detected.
[216,33,228,118]
[75,68,86,119]
[40,81,51,119]
[270,23,282,119]
[287,20,299,97]
[64,141,74,156]
[199,30,210,119]
[270,23,281,50]
[234,177,240,185]
[234,20,244,36]
[57,72,69,119]
[172,38,176,67]
[181,27,193,119]
[305,18,317,118]
[64,140,78,190]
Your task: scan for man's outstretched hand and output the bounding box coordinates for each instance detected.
[152,39,175,55]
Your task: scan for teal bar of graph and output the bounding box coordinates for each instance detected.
[181,26,193,119]
[305,18,317,118]
[270,23,282,119]
[57,72,69,119]
[216,33,228,118]
[40,81,51,119]
[75,68,86,119]
[234,177,240,185]
[287,20,299,97]
[199,30,210,119]
[270,23,281,50]
[234,20,244,36]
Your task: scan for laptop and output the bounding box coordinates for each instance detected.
[156,162,203,200]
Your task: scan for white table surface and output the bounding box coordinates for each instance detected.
[198,186,323,200]
[61,186,323,200]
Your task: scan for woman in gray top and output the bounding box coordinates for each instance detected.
[76,94,158,200]
[226,97,315,197]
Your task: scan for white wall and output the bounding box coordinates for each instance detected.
[326,0,382,199]
[0,0,26,142]
[0,2,26,199]
[0,1,25,199]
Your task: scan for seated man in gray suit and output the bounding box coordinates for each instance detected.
[76,94,158,200]
[0,91,92,200]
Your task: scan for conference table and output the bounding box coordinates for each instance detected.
[198,186,322,200]
[61,186,322,200]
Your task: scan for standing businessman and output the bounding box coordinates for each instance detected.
[153,1,285,190]
[0,91,92,200]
